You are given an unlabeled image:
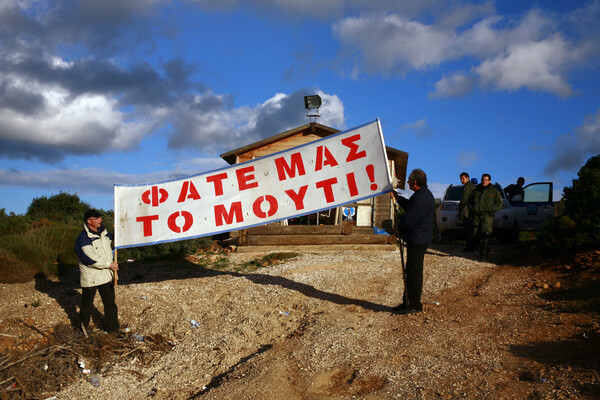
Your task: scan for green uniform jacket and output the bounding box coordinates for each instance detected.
[470,184,502,216]
[458,180,475,220]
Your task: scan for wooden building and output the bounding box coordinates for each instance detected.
[221,122,408,251]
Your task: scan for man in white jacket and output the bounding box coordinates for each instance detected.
[74,209,120,333]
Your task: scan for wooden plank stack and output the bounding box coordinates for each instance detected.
[231,224,397,253]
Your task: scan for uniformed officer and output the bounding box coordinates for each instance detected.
[458,172,476,251]
[504,177,525,202]
[470,173,502,261]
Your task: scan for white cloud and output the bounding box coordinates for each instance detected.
[475,34,575,97]
[427,182,450,200]
[399,118,432,138]
[429,72,475,99]
[455,151,480,167]
[334,8,584,97]
[0,81,150,158]
[0,161,227,193]
[458,10,554,58]
[333,15,457,74]
[545,109,600,174]
[316,91,345,128]
[396,181,447,199]
[187,0,346,19]
[167,89,345,151]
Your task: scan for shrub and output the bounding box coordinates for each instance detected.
[564,155,600,224]
[537,154,600,252]
[27,192,92,224]
[117,237,214,262]
[0,213,32,236]
[0,221,81,282]
[0,248,36,283]
[1,191,216,280]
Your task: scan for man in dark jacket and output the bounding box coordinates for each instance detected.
[470,174,502,261]
[504,177,525,202]
[390,169,435,314]
[458,172,476,251]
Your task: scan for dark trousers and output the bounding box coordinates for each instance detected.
[80,282,119,332]
[462,217,474,247]
[403,243,428,310]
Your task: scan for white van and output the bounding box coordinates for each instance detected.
[507,182,554,231]
[435,182,553,243]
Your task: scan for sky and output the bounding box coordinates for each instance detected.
[1,0,599,215]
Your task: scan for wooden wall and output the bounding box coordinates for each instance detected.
[228,124,404,233]
[236,130,325,163]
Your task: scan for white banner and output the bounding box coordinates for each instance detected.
[114,119,392,248]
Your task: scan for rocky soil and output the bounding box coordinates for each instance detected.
[0,243,598,399]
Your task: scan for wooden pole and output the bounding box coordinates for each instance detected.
[393,192,408,307]
[113,188,118,287]
[113,249,118,286]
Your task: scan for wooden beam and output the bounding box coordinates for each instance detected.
[246,234,391,246]
[236,244,397,253]
[242,225,376,235]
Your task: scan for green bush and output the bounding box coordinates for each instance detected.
[27,192,93,224]
[0,213,32,236]
[0,247,37,283]
[564,155,600,224]
[537,154,600,252]
[0,221,81,282]
[0,191,217,281]
[117,237,214,262]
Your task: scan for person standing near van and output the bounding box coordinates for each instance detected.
[504,177,525,202]
[470,174,502,261]
[458,172,476,251]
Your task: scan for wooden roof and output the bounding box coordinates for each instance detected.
[219,121,408,188]
[220,122,340,165]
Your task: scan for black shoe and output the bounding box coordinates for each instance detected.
[391,303,407,312]
[477,248,488,261]
[395,307,422,315]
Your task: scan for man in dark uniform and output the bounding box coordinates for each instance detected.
[504,177,525,202]
[390,169,435,314]
[470,174,502,261]
[458,172,476,251]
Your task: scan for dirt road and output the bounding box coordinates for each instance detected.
[1,244,598,399]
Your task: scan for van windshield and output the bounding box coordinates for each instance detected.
[445,186,464,201]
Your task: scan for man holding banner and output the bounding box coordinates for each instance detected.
[390,169,435,314]
[75,209,120,334]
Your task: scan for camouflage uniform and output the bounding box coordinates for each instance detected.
[458,180,476,250]
[470,184,502,260]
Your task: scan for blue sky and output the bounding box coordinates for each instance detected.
[1,0,599,215]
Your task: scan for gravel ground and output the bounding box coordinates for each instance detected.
[0,244,598,399]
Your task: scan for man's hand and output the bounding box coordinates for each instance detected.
[109,262,119,272]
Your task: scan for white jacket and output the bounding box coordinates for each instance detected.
[74,223,114,288]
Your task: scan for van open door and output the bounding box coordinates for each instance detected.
[511,182,554,231]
